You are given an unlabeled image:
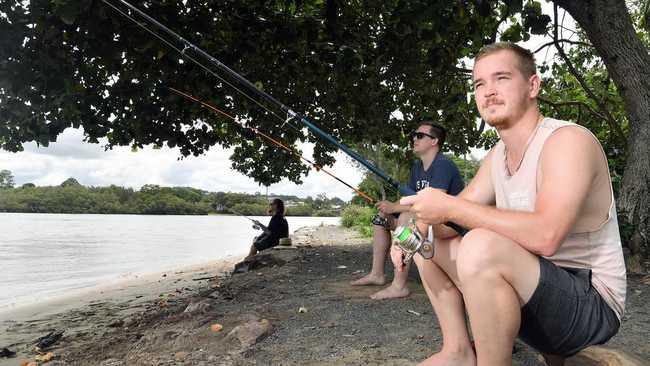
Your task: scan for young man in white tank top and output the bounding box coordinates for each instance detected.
[395,42,626,366]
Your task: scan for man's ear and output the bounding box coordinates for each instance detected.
[529,74,541,99]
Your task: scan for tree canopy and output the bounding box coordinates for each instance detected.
[0,0,549,185]
[0,169,14,189]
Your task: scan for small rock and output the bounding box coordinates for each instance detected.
[123,317,136,327]
[298,307,308,313]
[225,318,273,348]
[34,352,54,362]
[183,300,211,314]
[174,351,188,362]
[210,323,223,333]
[99,359,125,366]
[108,319,124,328]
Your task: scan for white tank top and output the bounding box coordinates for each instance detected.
[490,118,626,319]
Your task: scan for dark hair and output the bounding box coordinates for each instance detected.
[418,121,446,148]
[271,198,285,215]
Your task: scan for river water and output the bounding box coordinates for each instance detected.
[0,213,339,310]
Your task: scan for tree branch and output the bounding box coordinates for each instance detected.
[537,96,606,121]
[534,39,592,54]
[551,4,627,143]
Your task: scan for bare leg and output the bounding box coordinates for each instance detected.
[246,243,257,259]
[415,236,476,366]
[456,229,540,366]
[350,223,391,286]
[370,212,413,299]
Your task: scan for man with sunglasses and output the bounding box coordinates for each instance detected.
[350,121,464,299]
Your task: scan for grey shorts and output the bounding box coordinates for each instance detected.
[518,257,620,356]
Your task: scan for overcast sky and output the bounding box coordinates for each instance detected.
[0,128,368,200]
[0,5,573,201]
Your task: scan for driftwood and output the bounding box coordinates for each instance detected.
[536,346,649,366]
[566,346,648,366]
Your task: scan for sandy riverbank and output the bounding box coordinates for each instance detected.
[1,225,648,365]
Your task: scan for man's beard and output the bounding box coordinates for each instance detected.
[483,113,508,128]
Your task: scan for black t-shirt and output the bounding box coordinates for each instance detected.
[266,214,289,246]
[408,153,464,195]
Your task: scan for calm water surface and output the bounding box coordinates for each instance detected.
[0,213,339,310]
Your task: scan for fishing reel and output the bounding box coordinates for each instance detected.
[371,214,392,229]
[392,221,434,264]
[251,220,264,231]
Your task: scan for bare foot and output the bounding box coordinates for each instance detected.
[350,273,386,286]
[369,284,410,299]
[418,348,476,366]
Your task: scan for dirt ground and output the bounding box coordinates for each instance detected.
[1,225,648,365]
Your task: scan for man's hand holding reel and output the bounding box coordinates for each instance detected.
[390,188,455,272]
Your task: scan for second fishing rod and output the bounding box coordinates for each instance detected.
[102,0,468,235]
[104,0,407,196]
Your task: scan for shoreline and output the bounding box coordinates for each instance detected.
[0,256,243,366]
[1,225,647,365]
[0,219,339,318]
[0,255,243,322]
[0,224,350,365]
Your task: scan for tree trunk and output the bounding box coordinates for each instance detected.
[553,0,650,263]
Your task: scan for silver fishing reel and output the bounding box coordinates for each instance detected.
[392,224,434,263]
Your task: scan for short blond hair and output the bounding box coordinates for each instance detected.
[475,42,537,78]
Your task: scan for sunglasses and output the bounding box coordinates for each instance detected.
[411,131,436,140]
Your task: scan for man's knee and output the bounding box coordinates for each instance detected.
[456,228,504,282]
[372,223,391,238]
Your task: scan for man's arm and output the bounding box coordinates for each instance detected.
[431,149,497,238]
[405,127,599,256]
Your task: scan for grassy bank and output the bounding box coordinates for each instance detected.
[341,205,376,237]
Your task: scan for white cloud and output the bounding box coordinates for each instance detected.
[0,128,365,200]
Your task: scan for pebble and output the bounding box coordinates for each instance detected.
[174,351,188,362]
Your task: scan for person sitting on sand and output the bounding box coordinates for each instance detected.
[395,42,626,366]
[350,121,464,300]
[247,198,289,258]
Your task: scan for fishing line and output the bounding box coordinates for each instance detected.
[168,87,376,203]
[102,0,408,196]
[101,0,294,131]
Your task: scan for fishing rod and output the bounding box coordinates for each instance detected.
[227,206,267,231]
[102,0,409,197]
[102,0,468,235]
[167,87,376,204]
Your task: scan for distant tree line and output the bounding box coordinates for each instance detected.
[0,171,344,216]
